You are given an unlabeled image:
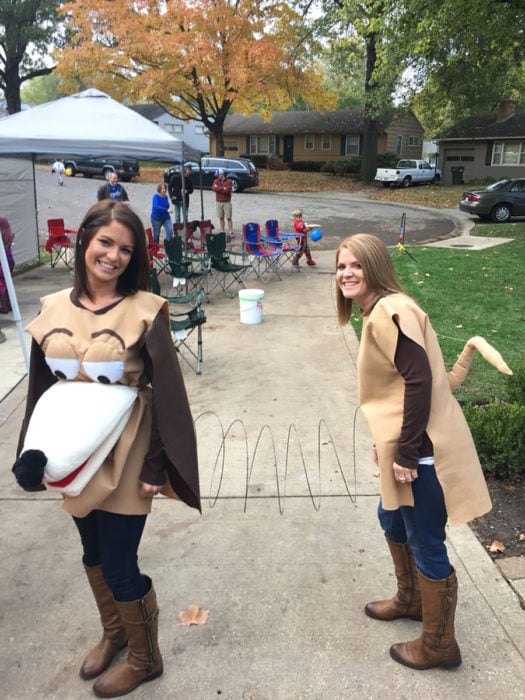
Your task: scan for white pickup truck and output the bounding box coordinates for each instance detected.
[375,159,441,188]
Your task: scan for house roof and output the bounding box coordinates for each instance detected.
[437,107,525,141]
[128,103,167,120]
[223,109,420,136]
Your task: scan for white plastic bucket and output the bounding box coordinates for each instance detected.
[239,289,264,324]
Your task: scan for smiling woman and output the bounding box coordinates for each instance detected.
[12,199,200,697]
[334,233,493,672]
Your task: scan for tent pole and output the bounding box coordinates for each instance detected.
[0,232,29,371]
[181,164,188,253]
[199,160,204,221]
[31,157,41,264]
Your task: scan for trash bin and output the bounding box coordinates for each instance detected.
[451,166,464,185]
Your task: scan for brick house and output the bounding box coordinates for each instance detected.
[436,100,525,185]
[210,109,424,164]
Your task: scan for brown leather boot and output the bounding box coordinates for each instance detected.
[93,577,163,698]
[80,565,128,680]
[365,539,422,621]
[390,569,462,670]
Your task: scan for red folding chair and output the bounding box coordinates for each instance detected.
[45,218,77,268]
[145,227,168,273]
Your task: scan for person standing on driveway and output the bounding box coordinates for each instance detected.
[13,200,200,697]
[150,183,172,244]
[52,159,66,186]
[0,215,15,343]
[212,169,233,237]
[167,166,194,225]
[291,208,316,267]
[97,172,129,202]
[335,233,494,671]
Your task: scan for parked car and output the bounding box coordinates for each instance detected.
[180,157,259,192]
[459,178,525,223]
[62,156,140,181]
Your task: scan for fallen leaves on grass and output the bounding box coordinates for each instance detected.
[178,604,209,626]
[489,539,506,553]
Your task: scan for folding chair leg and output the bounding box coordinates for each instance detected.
[174,324,203,375]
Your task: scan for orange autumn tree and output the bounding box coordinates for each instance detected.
[57,0,335,155]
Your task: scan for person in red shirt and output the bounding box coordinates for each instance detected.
[292,208,316,266]
[212,169,234,237]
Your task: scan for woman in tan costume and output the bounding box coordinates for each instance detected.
[336,234,510,671]
[13,200,200,697]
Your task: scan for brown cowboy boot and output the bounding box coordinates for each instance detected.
[80,565,128,680]
[365,539,422,621]
[93,577,163,698]
[390,568,462,670]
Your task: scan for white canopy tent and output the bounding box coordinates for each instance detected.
[0,89,201,264]
[0,89,202,369]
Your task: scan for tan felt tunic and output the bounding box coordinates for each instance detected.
[19,288,200,518]
[358,293,491,526]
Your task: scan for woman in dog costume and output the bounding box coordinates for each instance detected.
[13,200,200,697]
[335,234,511,672]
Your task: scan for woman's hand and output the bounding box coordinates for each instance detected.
[139,481,163,499]
[392,461,418,484]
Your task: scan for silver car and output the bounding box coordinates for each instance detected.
[459,178,525,223]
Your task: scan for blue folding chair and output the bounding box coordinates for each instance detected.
[242,222,281,283]
[263,219,300,272]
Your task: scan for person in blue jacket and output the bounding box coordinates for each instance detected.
[150,183,173,244]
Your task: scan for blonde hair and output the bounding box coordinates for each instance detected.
[335,234,404,325]
[292,209,302,218]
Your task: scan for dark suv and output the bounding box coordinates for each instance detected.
[184,157,258,192]
[63,156,140,182]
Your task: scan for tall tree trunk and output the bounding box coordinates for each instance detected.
[360,116,378,181]
[359,8,380,182]
[5,61,22,113]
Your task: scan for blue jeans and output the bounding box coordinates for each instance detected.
[378,464,452,580]
[73,510,148,602]
[172,202,187,225]
[151,218,173,243]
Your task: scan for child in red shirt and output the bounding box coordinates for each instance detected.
[292,208,316,266]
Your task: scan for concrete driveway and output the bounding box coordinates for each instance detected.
[35,166,469,249]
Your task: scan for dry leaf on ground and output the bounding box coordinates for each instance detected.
[178,604,209,626]
[519,533,525,542]
[488,539,506,553]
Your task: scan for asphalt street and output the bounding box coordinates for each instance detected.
[34,165,469,250]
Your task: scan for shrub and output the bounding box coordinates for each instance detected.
[242,154,268,169]
[289,160,325,172]
[377,152,399,168]
[320,157,361,175]
[462,401,525,477]
[506,364,525,405]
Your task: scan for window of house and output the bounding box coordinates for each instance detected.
[194,124,206,135]
[408,136,420,147]
[165,123,184,134]
[345,135,360,156]
[395,135,402,156]
[321,135,332,150]
[492,141,525,166]
[304,135,315,150]
[249,135,276,155]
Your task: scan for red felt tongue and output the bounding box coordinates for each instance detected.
[47,458,89,487]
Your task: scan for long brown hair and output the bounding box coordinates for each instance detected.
[73,200,150,301]
[335,234,404,325]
